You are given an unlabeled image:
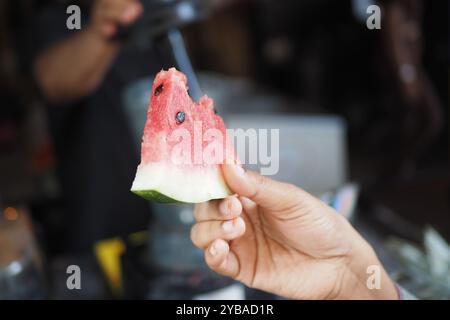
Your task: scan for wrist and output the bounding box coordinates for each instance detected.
[339,234,398,299]
[85,23,118,45]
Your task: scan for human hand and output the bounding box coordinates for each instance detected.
[191,164,398,299]
[90,0,143,39]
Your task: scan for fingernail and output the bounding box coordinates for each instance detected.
[222,220,234,233]
[210,240,227,257]
[235,217,245,230]
[209,243,218,257]
[218,202,228,217]
[219,199,232,217]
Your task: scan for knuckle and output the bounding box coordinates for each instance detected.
[285,182,302,197]
[193,201,214,221]
[250,170,266,186]
[246,171,267,199]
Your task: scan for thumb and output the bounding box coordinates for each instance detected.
[222,163,309,212]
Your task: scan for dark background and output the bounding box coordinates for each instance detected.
[0,0,448,299]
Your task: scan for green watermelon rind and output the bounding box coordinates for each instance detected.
[131,189,184,204]
[131,188,232,204]
[131,163,232,204]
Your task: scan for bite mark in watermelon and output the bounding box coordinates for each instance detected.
[131,68,235,203]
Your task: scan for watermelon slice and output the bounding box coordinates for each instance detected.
[131,68,234,203]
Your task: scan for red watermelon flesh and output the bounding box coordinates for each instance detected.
[131,68,234,203]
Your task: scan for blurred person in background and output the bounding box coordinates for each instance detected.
[381,0,443,177]
[28,0,158,252]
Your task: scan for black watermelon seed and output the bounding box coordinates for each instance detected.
[175,111,186,124]
[154,84,164,96]
[214,108,218,114]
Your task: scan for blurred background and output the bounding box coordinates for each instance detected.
[0,0,448,299]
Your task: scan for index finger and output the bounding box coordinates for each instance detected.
[194,196,242,222]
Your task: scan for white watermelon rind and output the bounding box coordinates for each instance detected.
[131,162,232,204]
